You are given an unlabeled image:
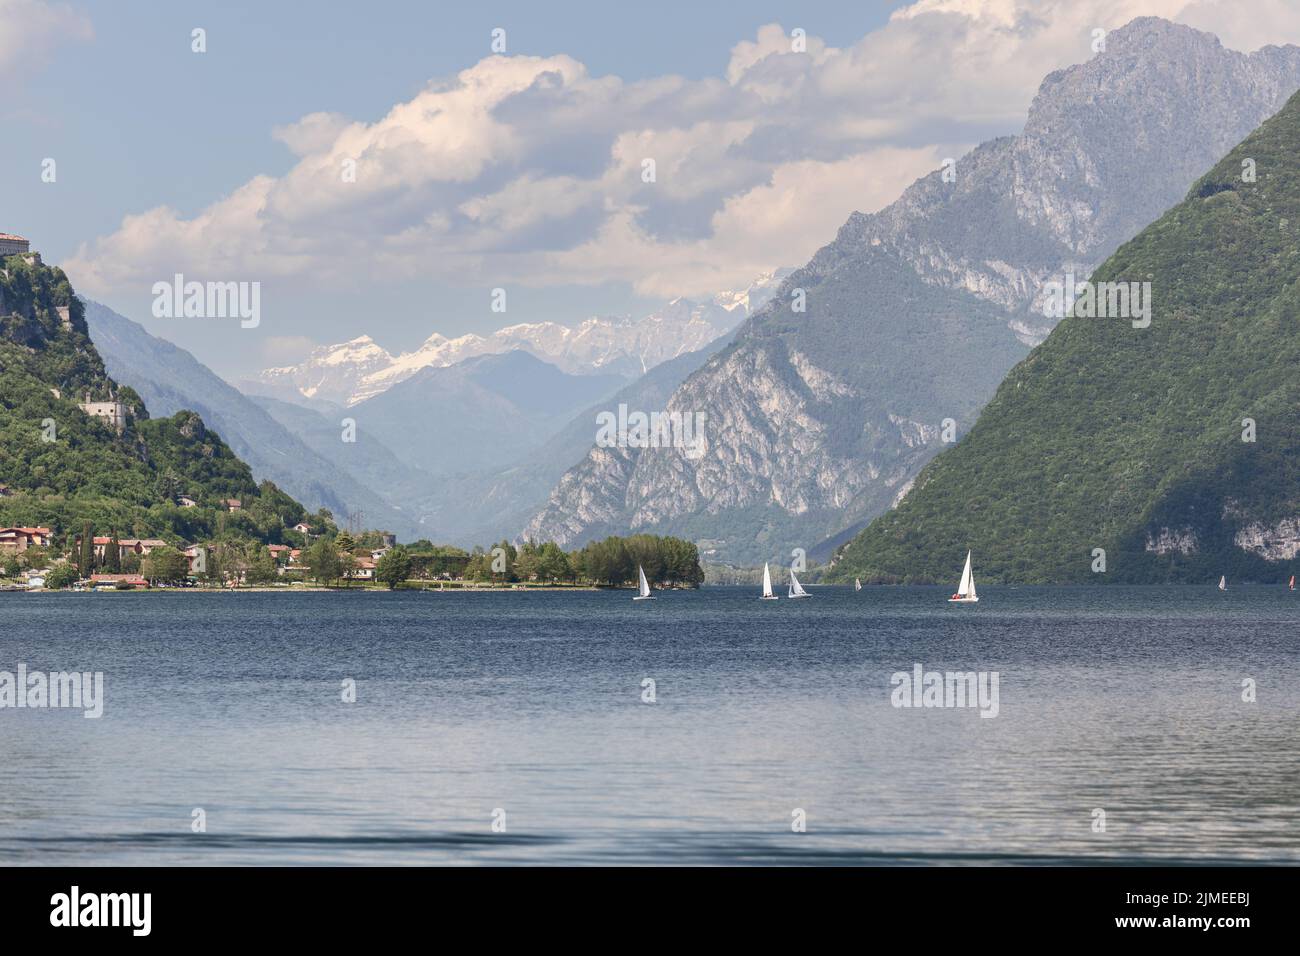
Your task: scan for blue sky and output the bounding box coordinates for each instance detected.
[2,0,1293,379]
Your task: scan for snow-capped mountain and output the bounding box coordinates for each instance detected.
[245,272,791,408]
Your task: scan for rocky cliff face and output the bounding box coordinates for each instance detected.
[524,18,1300,564]
[831,83,1300,584]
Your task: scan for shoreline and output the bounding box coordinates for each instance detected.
[15,583,618,594]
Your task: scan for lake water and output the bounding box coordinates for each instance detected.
[1,586,1296,865]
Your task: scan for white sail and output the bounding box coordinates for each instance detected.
[1218,575,1227,591]
[761,562,775,599]
[949,551,978,603]
[638,565,652,597]
[958,552,975,598]
[789,569,809,598]
[854,578,862,591]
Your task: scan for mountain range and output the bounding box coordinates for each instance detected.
[247,270,790,408]
[832,85,1300,584]
[89,299,741,547]
[522,18,1300,565]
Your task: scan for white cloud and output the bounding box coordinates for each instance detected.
[0,0,92,71]
[65,1,1300,303]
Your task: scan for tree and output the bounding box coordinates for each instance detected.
[78,522,94,577]
[141,545,190,584]
[375,546,412,589]
[244,548,278,585]
[305,538,341,585]
[104,533,122,573]
[43,563,80,589]
[19,546,49,571]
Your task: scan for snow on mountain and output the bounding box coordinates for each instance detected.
[246,273,789,407]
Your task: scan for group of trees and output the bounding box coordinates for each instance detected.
[572,535,704,587]
[292,532,702,589]
[456,535,702,587]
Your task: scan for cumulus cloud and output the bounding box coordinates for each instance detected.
[0,0,92,72]
[66,0,1300,302]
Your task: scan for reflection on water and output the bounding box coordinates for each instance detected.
[1,586,1296,865]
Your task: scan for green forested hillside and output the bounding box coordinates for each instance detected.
[830,89,1300,585]
[0,254,318,545]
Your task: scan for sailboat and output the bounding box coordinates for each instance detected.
[760,562,779,600]
[633,565,655,601]
[1290,575,1295,592]
[1218,575,1227,591]
[854,578,862,592]
[948,551,979,603]
[788,569,810,599]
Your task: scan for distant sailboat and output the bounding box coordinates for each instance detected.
[1290,575,1295,592]
[634,565,655,601]
[948,551,979,603]
[788,569,810,599]
[854,578,862,592]
[760,562,779,600]
[1218,575,1227,591]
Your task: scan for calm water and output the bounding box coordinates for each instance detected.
[1,586,1296,865]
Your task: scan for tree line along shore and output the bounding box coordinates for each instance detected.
[1,528,704,592]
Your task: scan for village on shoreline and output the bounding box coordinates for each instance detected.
[0,523,704,593]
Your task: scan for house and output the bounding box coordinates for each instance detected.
[293,523,313,535]
[377,533,397,548]
[287,549,303,565]
[90,537,168,560]
[177,495,198,508]
[0,527,53,553]
[223,499,242,512]
[370,547,391,561]
[350,558,377,581]
[0,232,30,257]
[89,574,149,590]
[182,546,206,574]
[267,544,291,562]
[79,392,130,432]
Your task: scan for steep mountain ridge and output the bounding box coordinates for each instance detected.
[85,300,423,539]
[1,257,312,542]
[524,17,1300,564]
[831,87,1300,584]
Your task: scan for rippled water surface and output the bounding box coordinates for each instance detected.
[1,586,1296,865]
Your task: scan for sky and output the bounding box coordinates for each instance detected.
[4,0,1300,381]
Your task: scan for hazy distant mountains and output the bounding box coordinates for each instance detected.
[523,18,1300,564]
[247,271,790,408]
[833,87,1300,584]
[415,334,736,545]
[85,300,424,537]
[88,294,748,546]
